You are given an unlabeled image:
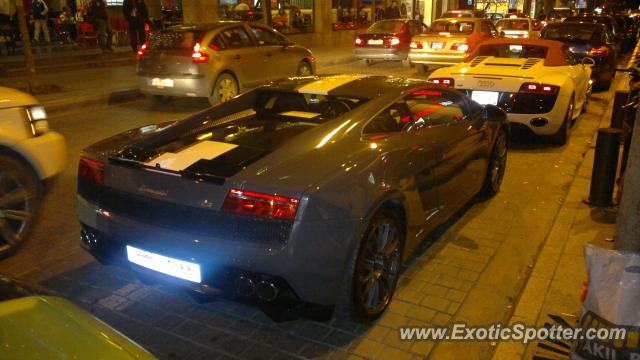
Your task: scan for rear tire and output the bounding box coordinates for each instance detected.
[479,129,508,199]
[552,96,574,146]
[209,73,238,106]
[334,208,403,323]
[0,155,42,260]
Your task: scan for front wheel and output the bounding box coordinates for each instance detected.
[208,73,238,106]
[335,209,403,323]
[480,129,508,198]
[0,155,42,260]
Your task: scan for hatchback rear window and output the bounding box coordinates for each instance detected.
[367,20,405,34]
[428,20,475,34]
[149,30,202,50]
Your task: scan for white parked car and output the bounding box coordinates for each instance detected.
[0,87,66,259]
[428,38,593,144]
[495,17,541,39]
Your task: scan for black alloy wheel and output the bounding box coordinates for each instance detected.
[353,209,403,321]
[0,156,42,260]
[296,61,312,76]
[481,129,508,198]
[552,95,574,146]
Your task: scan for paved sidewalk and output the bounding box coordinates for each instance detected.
[492,87,620,360]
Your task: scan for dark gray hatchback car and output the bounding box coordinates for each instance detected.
[77,75,508,322]
[137,22,316,105]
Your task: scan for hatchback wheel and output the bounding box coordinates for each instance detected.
[0,156,42,260]
[296,61,312,76]
[209,73,238,106]
[335,208,403,323]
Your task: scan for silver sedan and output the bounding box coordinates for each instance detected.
[137,22,316,105]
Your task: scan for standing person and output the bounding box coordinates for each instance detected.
[86,0,112,51]
[59,6,76,41]
[384,0,401,19]
[123,0,147,52]
[31,0,50,43]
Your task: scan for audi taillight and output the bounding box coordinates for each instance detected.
[451,43,469,51]
[79,156,105,184]
[410,41,423,49]
[355,37,363,46]
[388,37,401,46]
[136,41,148,60]
[222,189,300,220]
[192,42,209,63]
[519,82,560,94]
[430,78,455,87]
[588,46,610,56]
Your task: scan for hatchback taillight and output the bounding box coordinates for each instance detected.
[79,157,105,184]
[136,41,148,60]
[519,82,560,94]
[410,41,423,49]
[450,43,469,51]
[355,37,363,46]
[388,37,401,46]
[192,42,209,63]
[430,77,455,87]
[222,189,300,220]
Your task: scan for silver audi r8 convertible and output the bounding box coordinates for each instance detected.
[77,75,508,322]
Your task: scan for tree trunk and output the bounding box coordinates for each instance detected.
[15,0,37,93]
[615,105,640,251]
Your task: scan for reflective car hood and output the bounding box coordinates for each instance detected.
[0,296,157,360]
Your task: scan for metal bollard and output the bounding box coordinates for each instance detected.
[611,91,629,129]
[588,128,622,207]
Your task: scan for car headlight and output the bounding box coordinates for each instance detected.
[26,106,49,136]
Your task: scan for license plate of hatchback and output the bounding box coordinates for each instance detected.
[151,78,174,88]
[430,42,443,49]
[368,39,384,45]
[472,91,500,105]
[126,245,201,283]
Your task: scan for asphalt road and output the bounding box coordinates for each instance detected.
[0,59,621,360]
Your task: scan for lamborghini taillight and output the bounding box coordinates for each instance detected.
[79,157,105,184]
[222,189,300,220]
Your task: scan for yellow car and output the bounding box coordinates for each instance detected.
[0,275,157,359]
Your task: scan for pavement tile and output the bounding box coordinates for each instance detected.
[395,288,425,304]
[420,295,451,313]
[377,312,406,329]
[420,283,449,298]
[382,329,412,351]
[154,313,187,331]
[120,302,166,323]
[445,302,461,315]
[298,342,337,358]
[364,325,391,342]
[219,334,257,357]
[387,299,413,315]
[184,347,224,360]
[431,313,452,326]
[445,289,467,303]
[457,269,481,282]
[97,294,130,311]
[329,318,362,333]
[295,322,333,341]
[405,305,436,323]
[409,340,435,356]
[376,346,415,360]
[174,320,208,339]
[323,329,357,348]
[251,326,308,354]
[241,342,282,360]
[349,338,384,359]
[144,329,198,359]
[434,274,474,292]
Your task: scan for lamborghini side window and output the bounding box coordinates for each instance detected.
[404,89,466,129]
[363,102,411,134]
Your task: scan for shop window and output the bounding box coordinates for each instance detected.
[269,0,314,34]
[333,0,411,31]
[220,0,264,21]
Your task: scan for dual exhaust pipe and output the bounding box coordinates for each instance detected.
[234,275,279,302]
